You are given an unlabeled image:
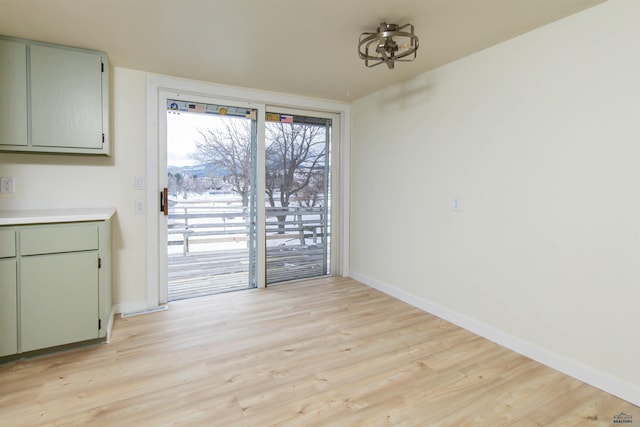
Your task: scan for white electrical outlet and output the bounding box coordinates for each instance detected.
[1,177,15,194]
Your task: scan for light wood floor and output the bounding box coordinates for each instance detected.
[0,277,636,426]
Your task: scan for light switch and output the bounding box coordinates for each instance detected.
[134,176,145,190]
[135,199,145,214]
[451,197,462,212]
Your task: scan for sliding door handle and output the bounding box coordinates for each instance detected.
[160,188,168,216]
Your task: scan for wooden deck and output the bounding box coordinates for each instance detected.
[167,204,330,300]
[168,245,327,301]
[168,250,250,300]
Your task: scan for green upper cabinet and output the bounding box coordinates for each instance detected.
[0,39,28,147]
[31,44,105,150]
[0,36,110,156]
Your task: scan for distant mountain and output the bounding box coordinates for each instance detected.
[168,162,232,177]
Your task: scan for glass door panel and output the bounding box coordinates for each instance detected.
[166,100,257,300]
[264,113,331,284]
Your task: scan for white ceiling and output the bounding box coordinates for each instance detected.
[0,0,605,102]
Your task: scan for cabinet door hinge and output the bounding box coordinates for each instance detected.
[102,133,105,144]
[98,257,102,269]
[99,319,102,330]
[101,62,104,73]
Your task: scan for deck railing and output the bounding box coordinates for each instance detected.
[168,204,327,255]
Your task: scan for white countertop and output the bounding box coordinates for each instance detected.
[0,208,116,226]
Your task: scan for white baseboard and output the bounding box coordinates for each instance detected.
[113,301,169,318]
[120,305,168,318]
[349,272,640,407]
[113,300,149,316]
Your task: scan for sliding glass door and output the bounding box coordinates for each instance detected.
[159,96,335,300]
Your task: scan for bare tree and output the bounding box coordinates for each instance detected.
[265,122,326,233]
[193,117,328,233]
[193,118,253,206]
[294,170,325,207]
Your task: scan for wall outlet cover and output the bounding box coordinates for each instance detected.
[134,176,145,190]
[1,177,15,194]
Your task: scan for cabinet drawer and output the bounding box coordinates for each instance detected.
[0,230,16,258]
[20,223,98,255]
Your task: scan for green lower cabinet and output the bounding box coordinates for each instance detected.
[0,260,18,357]
[21,252,100,352]
[0,218,112,358]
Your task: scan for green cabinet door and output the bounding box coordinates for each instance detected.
[0,259,18,357]
[30,44,104,150]
[21,251,99,352]
[0,38,28,147]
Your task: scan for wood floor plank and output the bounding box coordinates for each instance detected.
[0,277,636,426]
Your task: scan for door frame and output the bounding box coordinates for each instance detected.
[146,75,350,308]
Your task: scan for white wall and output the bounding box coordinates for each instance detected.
[350,0,639,404]
[0,67,149,308]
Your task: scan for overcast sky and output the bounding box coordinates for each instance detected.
[167,111,218,167]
